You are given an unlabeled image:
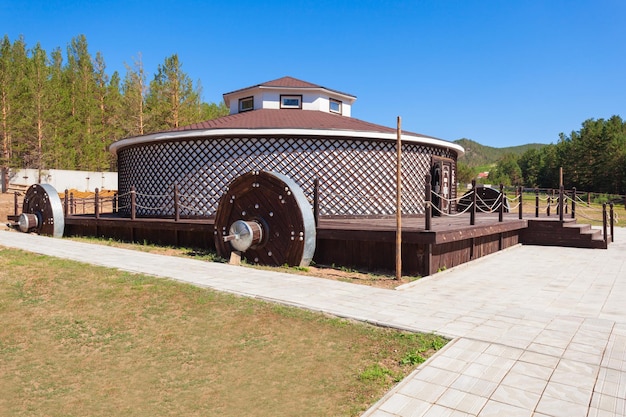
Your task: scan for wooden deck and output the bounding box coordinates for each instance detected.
[64,212,535,276]
[317,214,527,244]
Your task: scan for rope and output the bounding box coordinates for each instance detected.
[431,202,473,216]
[475,194,500,212]
[135,203,172,211]
[575,210,603,223]
[431,190,460,204]
[176,202,210,213]
[134,191,171,199]
[476,201,503,214]
[178,193,220,201]
[324,191,395,201]
[507,201,521,211]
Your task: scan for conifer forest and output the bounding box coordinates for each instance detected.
[0,34,229,172]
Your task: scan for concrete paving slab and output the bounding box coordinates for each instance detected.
[1,226,625,416]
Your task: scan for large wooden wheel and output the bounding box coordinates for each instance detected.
[19,184,65,238]
[214,171,316,267]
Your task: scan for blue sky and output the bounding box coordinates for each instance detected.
[2,0,624,147]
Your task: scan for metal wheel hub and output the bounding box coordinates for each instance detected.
[17,183,65,238]
[214,171,316,267]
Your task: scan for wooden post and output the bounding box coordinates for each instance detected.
[470,180,476,226]
[559,166,563,188]
[558,185,564,223]
[547,190,552,216]
[518,186,523,219]
[610,203,614,243]
[395,116,402,280]
[14,191,19,216]
[174,184,180,221]
[70,192,75,215]
[602,203,607,243]
[113,193,118,214]
[64,189,69,217]
[313,178,320,226]
[571,187,576,219]
[425,173,432,231]
[94,188,100,219]
[498,183,504,222]
[535,188,539,218]
[130,186,136,220]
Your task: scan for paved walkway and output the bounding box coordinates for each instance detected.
[1,228,625,416]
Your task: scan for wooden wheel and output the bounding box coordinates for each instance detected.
[19,184,65,238]
[214,171,316,267]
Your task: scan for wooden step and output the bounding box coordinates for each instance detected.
[522,219,608,249]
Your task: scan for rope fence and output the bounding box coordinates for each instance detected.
[49,176,619,244]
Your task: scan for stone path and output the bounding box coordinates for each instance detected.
[1,228,625,416]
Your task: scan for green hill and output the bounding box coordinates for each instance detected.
[454,138,547,167]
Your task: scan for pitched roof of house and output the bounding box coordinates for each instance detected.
[172,108,439,139]
[223,76,356,100]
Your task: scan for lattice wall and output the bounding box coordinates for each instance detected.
[116,136,456,218]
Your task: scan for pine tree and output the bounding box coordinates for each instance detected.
[0,35,13,168]
[29,43,49,172]
[0,34,230,171]
[145,54,199,132]
[122,55,147,137]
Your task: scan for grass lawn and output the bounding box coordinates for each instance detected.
[0,248,447,417]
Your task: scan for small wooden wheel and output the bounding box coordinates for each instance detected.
[214,171,316,267]
[20,184,65,238]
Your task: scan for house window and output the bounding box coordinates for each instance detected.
[329,99,342,114]
[239,96,254,112]
[280,95,302,109]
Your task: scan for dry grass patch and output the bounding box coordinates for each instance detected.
[0,248,446,417]
[68,235,420,289]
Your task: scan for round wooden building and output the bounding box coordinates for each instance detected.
[108,76,464,267]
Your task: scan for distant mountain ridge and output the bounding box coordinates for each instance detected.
[454,138,547,167]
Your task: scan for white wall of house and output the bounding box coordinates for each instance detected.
[227,87,353,116]
[6,168,118,192]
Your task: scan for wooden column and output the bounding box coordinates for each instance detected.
[603,203,607,242]
[130,186,136,220]
[498,183,504,222]
[94,188,100,219]
[425,173,432,231]
[547,190,552,217]
[518,186,523,219]
[173,184,180,221]
[470,180,476,226]
[558,186,564,223]
[610,203,614,243]
[395,116,402,280]
[535,188,539,218]
[571,187,576,219]
[313,178,320,226]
